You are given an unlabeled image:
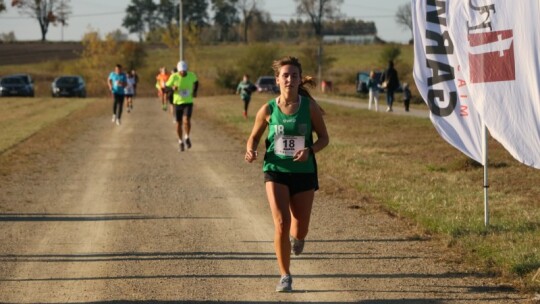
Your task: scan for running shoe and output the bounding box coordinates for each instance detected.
[275,274,292,292]
[162,104,167,111]
[115,119,121,126]
[179,142,185,152]
[185,138,192,149]
[290,236,305,256]
[112,114,116,122]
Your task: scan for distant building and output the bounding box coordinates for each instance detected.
[323,34,376,44]
[322,19,378,45]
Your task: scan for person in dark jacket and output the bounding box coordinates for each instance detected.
[380,60,399,112]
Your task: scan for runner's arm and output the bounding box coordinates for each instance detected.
[107,75,113,92]
[309,99,329,154]
[245,104,270,163]
[193,81,199,98]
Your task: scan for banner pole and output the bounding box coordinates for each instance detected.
[483,124,489,226]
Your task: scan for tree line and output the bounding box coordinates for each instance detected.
[0,0,387,44]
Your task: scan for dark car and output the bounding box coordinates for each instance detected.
[0,75,35,97]
[51,75,86,98]
[255,76,279,93]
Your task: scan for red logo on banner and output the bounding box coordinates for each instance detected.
[468,30,515,83]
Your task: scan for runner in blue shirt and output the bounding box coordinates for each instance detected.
[107,64,127,125]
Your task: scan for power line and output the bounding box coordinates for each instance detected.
[0,11,125,20]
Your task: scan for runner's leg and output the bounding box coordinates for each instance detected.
[289,190,315,241]
[175,105,184,141]
[265,182,292,276]
[116,95,124,120]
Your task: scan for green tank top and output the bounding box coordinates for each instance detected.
[263,96,315,173]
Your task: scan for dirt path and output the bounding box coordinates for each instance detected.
[0,98,530,303]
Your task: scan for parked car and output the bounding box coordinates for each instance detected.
[255,76,279,93]
[0,74,35,97]
[51,75,86,98]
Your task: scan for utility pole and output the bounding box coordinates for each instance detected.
[179,0,183,61]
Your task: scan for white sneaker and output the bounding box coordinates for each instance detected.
[115,119,121,126]
[275,274,292,292]
[112,114,116,122]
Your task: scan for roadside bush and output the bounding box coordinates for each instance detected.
[298,44,337,79]
[237,44,281,78]
[76,30,147,96]
[379,44,401,67]
[215,66,239,93]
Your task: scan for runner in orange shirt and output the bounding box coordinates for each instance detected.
[156,67,170,111]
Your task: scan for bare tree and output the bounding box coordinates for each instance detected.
[295,0,343,86]
[11,0,72,41]
[236,0,258,43]
[295,0,342,36]
[56,0,71,41]
[395,3,412,42]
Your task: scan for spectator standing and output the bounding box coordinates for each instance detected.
[380,60,399,112]
[367,70,380,112]
[403,83,412,112]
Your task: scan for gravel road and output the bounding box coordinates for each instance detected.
[0,97,530,303]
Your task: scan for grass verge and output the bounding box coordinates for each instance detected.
[195,93,540,293]
[0,97,98,154]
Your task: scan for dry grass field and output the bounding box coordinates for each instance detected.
[0,41,83,66]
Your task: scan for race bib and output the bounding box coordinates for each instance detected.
[180,89,191,97]
[274,135,305,157]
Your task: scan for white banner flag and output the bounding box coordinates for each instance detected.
[412,0,484,164]
[447,0,540,169]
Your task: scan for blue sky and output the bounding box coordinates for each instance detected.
[0,0,410,43]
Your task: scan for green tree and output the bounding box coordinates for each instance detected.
[78,30,146,96]
[0,0,6,12]
[211,0,239,41]
[122,0,158,42]
[158,0,209,42]
[11,0,72,41]
[183,0,209,26]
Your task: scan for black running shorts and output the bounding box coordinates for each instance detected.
[174,103,193,122]
[264,171,319,196]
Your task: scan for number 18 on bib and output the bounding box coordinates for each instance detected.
[274,134,305,157]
